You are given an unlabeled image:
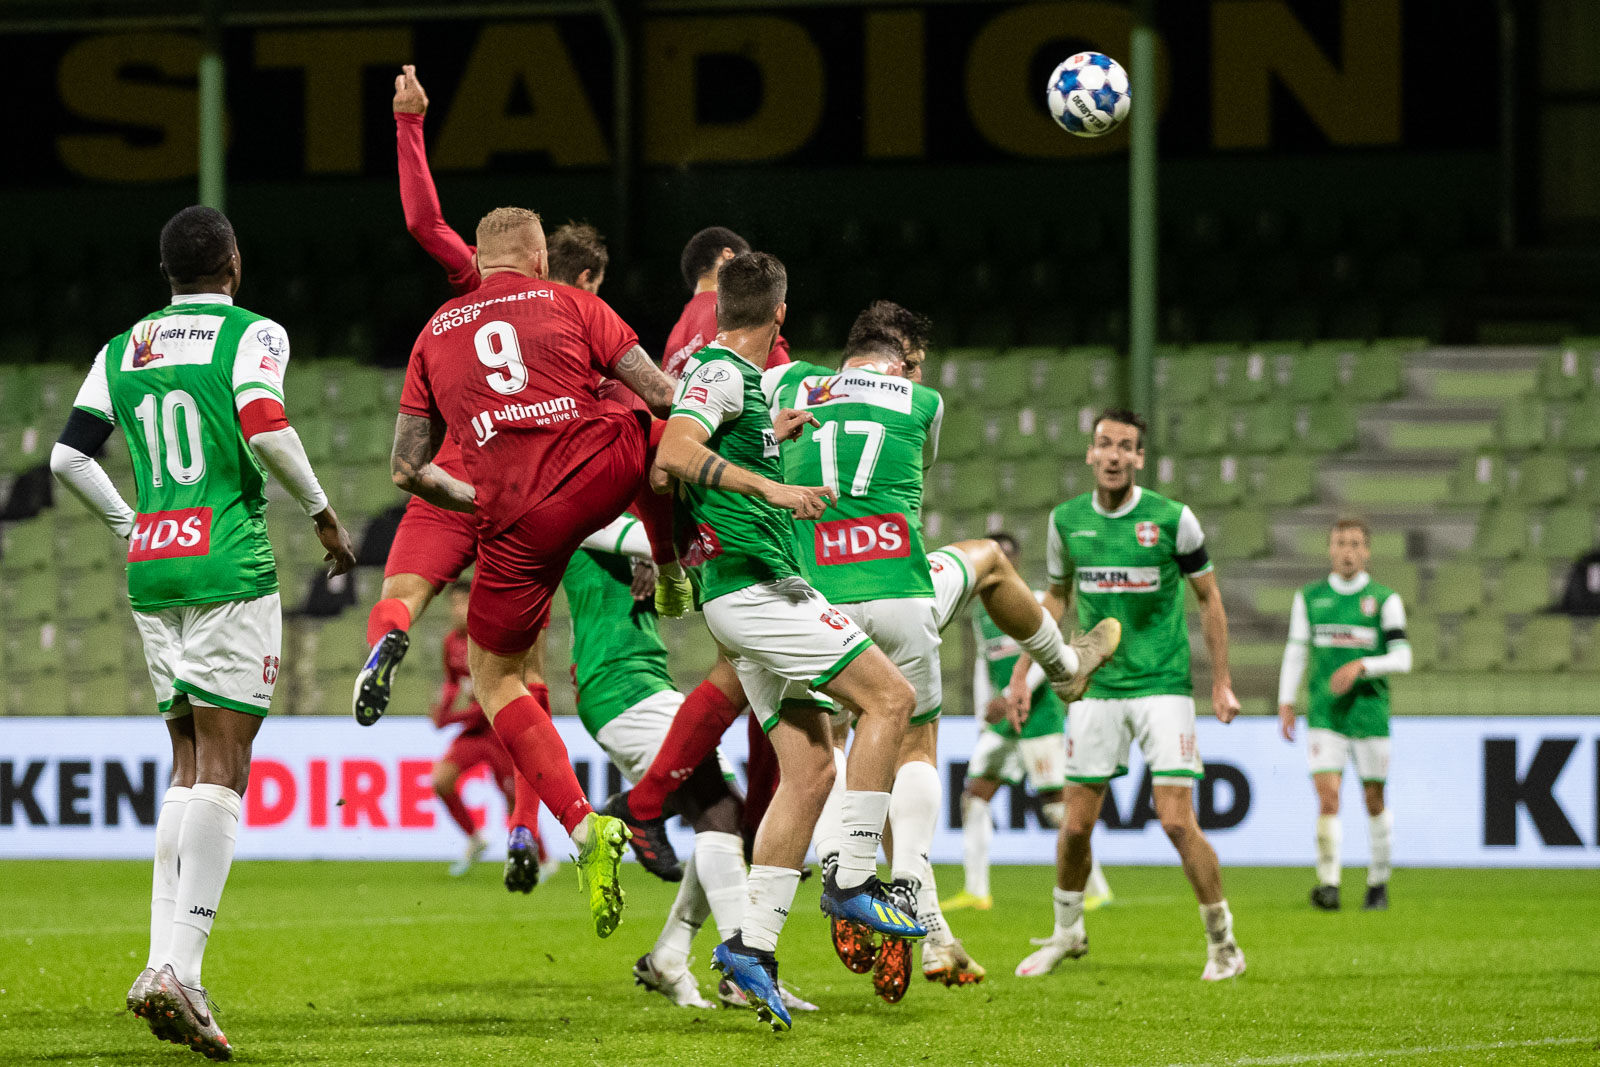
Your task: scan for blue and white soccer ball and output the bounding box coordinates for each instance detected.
[1047,52,1131,138]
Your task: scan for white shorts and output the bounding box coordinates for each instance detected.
[595,689,738,785]
[1307,727,1391,783]
[968,728,1066,792]
[703,578,873,732]
[1065,694,1203,784]
[132,593,282,719]
[836,597,942,724]
[928,547,977,633]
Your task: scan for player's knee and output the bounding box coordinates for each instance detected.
[1363,787,1385,816]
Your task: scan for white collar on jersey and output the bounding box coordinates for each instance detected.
[702,341,761,372]
[1091,484,1142,519]
[167,292,234,307]
[1328,571,1371,595]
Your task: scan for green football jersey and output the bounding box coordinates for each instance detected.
[562,549,677,736]
[762,360,943,604]
[76,297,285,612]
[670,344,802,602]
[1298,575,1404,738]
[1047,486,1211,699]
[974,600,1064,740]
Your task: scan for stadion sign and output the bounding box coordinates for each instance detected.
[2,717,1597,868]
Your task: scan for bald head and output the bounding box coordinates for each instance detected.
[475,206,548,279]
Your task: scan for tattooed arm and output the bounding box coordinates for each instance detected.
[610,345,675,419]
[391,412,477,513]
[654,415,835,520]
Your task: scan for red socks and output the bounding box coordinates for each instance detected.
[509,684,550,830]
[438,785,478,837]
[366,597,413,647]
[742,712,781,841]
[492,691,591,835]
[630,680,741,819]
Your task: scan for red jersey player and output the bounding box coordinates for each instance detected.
[663,227,791,377]
[392,206,675,937]
[429,583,541,877]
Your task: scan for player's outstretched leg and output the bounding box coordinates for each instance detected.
[355,578,432,726]
[888,748,980,998]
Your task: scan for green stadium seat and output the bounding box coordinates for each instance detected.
[294,417,336,462]
[331,417,392,465]
[57,572,118,623]
[1551,399,1600,450]
[1572,459,1600,505]
[1345,347,1404,401]
[1427,560,1485,616]
[0,424,52,474]
[1236,399,1293,454]
[1182,456,1245,508]
[929,461,994,511]
[1148,454,1184,500]
[1537,506,1596,559]
[1170,401,1230,456]
[1494,560,1557,615]
[3,520,55,571]
[1247,455,1317,506]
[1512,453,1571,506]
[1509,615,1574,672]
[993,410,1043,459]
[62,622,124,674]
[1251,584,1298,616]
[1210,507,1270,560]
[14,671,69,716]
[1495,397,1548,452]
[1448,614,1508,671]
[1009,459,1066,510]
[1381,561,1422,607]
[937,412,985,461]
[1283,352,1340,402]
[1536,347,1590,400]
[1298,401,1359,452]
[6,625,63,674]
[1447,453,1506,507]
[2,570,55,623]
[1155,355,1213,405]
[1030,353,1094,405]
[1218,350,1278,402]
[321,365,388,416]
[968,357,1029,407]
[1473,506,1531,559]
[1406,616,1441,670]
[65,670,132,716]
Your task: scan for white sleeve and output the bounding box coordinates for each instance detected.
[1362,593,1413,676]
[1277,590,1310,706]
[760,363,790,409]
[1046,516,1067,584]
[50,442,135,538]
[232,319,291,412]
[971,640,992,715]
[1176,505,1206,555]
[670,360,745,435]
[580,515,651,559]
[923,393,943,470]
[73,346,114,421]
[1023,661,1047,693]
[249,427,329,517]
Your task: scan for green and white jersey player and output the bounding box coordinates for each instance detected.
[941,533,1113,916]
[560,514,765,1012]
[651,253,924,1031]
[50,206,356,1059]
[1277,518,1410,912]
[1011,408,1246,983]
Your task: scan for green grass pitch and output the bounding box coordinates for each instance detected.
[1,861,1595,1066]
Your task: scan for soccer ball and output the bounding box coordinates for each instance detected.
[1046,52,1131,138]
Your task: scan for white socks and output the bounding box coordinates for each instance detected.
[1086,856,1111,901]
[167,783,241,988]
[1315,814,1342,887]
[1019,616,1080,682]
[652,854,708,973]
[694,831,748,942]
[1200,900,1234,947]
[812,747,847,867]
[961,793,992,899]
[890,761,949,944]
[740,865,801,953]
[1368,810,1393,886]
[834,789,891,890]
[147,785,191,970]
[1052,886,1085,938]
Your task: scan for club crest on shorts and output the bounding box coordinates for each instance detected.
[1360,595,1377,616]
[1135,521,1159,547]
[263,655,280,684]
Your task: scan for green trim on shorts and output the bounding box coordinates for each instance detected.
[933,547,974,599]
[759,695,831,735]
[156,696,177,713]
[1152,768,1204,779]
[810,635,876,689]
[1359,777,1387,785]
[174,679,269,717]
[1067,764,1129,785]
[909,704,941,727]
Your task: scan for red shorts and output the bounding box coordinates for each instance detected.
[442,728,515,793]
[384,496,478,589]
[469,418,648,655]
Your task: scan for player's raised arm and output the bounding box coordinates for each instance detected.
[610,345,675,419]
[655,414,833,520]
[1178,505,1238,722]
[1277,589,1311,740]
[51,346,136,538]
[393,65,477,292]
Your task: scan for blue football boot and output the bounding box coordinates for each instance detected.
[819,869,928,939]
[711,935,791,1032]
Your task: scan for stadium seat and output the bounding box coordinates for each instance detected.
[1494,560,1557,615]
[1,570,55,623]
[1182,456,1245,508]
[57,573,118,623]
[1170,401,1230,456]
[1297,401,1359,452]
[1406,616,1441,670]
[969,357,1030,409]
[1447,454,1506,507]
[1247,455,1317,506]
[1283,351,1340,402]
[1552,399,1600,450]
[1345,347,1405,401]
[1536,506,1596,560]
[1220,350,1280,403]
[1383,561,1422,607]
[937,411,985,461]
[61,622,124,674]
[1427,560,1485,616]
[1009,459,1065,510]
[1473,506,1531,559]
[1235,399,1293,454]
[1155,355,1213,405]
[1536,346,1591,400]
[1448,614,1508,671]
[1509,615,1574,672]
[1495,397,1548,453]
[1512,453,1571,506]
[65,670,132,716]
[1210,507,1270,560]
[2,521,54,572]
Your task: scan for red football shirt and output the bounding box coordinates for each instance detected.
[661,289,790,380]
[433,628,489,733]
[401,271,643,536]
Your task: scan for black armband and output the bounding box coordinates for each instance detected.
[1175,545,1211,575]
[57,407,114,456]
[1383,627,1407,643]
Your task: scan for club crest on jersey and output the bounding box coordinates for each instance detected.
[1360,595,1378,616]
[262,655,280,684]
[1135,521,1159,547]
[805,377,849,405]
